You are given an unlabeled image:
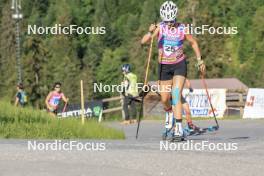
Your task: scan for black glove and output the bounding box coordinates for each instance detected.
[189,87,194,93]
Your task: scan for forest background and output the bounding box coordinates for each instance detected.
[0,0,263,108]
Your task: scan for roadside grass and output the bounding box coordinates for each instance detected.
[0,101,125,139]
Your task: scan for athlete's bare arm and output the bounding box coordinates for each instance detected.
[185,34,206,73]
[141,24,160,44]
[45,92,52,109]
[185,34,201,59]
[62,94,69,103]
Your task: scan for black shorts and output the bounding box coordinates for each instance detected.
[158,60,187,81]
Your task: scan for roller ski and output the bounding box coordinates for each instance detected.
[184,122,206,136]
[202,125,219,132]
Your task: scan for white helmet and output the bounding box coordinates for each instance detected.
[160,1,178,22]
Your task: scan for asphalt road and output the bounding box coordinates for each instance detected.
[0,119,264,176]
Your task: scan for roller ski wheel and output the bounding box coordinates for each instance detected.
[170,134,185,142]
[170,130,186,142]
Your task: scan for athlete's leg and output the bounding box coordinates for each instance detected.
[129,95,137,123]
[172,76,185,119]
[49,112,56,117]
[47,107,57,117]
[171,75,186,139]
[159,80,174,139]
[159,80,172,110]
[158,64,174,139]
[121,96,130,124]
[182,102,192,123]
[182,100,202,132]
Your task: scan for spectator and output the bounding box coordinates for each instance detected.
[14,83,28,107]
[121,64,138,125]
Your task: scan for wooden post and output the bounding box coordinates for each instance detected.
[98,110,103,123]
[80,80,85,125]
[239,93,244,117]
[120,93,125,120]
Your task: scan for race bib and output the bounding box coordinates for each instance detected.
[163,45,176,56]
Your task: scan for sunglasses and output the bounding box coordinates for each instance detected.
[55,86,61,88]
[164,21,175,24]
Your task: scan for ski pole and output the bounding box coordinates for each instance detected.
[136,35,154,139]
[62,102,68,113]
[200,72,219,130]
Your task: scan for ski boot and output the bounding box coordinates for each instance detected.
[171,122,186,142]
[162,110,175,140]
[184,122,205,136]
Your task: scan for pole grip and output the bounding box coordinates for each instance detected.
[144,36,154,86]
